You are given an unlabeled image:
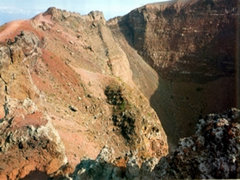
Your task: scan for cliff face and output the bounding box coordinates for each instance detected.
[117,0,237,81]
[109,0,238,147]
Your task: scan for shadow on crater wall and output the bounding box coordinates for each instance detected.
[115,0,238,149]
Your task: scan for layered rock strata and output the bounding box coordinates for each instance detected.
[115,0,237,81]
[108,0,238,147]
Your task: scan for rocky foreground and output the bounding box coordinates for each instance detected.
[60,108,240,179]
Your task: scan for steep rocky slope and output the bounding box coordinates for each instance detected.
[0,7,168,179]
[115,0,237,80]
[109,0,238,147]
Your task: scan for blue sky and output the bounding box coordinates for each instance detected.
[0,0,169,25]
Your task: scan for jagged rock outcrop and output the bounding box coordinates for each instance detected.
[152,108,240,179]
[72,145,159,180]
[0,31,43,104]
[68,108,240,179]
[0,97,67,180]
[72,146,117,180]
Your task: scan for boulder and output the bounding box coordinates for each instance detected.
[0,97,67,180]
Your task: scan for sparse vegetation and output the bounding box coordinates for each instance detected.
[104,84,124,106]
[196,87,203,92]
[104,84,138,144]
[120,101,126,111]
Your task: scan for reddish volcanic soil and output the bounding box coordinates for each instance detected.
[0,8,168,176]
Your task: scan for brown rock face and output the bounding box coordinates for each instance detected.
[109,0,238,147]
[117,0,237,81]
[0,6,168,179]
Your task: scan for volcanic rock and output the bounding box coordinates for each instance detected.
[69,108,240,179]
[115,0,237,81]
[109,0,238,147]
[152,108,240,179]
[0,0,238,179]
[0,4,169,179]
[0,97,67,180]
